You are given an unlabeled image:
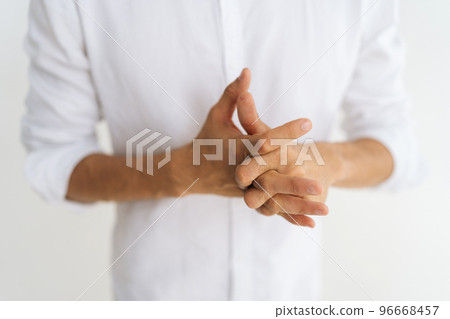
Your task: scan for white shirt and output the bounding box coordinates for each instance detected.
[22,0,422,300]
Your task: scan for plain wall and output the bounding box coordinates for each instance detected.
[0,0,449,300]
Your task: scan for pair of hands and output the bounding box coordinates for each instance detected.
[177,69,342,227]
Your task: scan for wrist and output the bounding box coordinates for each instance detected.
[320,142,346,185]
[167,144,200,197]
[135,145,195,198]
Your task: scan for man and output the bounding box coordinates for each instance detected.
[22,0,421,300]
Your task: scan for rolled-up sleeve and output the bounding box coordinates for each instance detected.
[342,0,425,190]
[21,0,101,205]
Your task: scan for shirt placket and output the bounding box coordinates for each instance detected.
[218,0,246,300]
[219,0,245,83]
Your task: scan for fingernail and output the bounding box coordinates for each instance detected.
[301,120,312,131]
[307,186,319,195]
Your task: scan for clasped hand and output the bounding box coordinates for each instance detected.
[188,68,338,227]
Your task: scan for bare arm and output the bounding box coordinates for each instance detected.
[319,138,394,188]
[66,149,191,203]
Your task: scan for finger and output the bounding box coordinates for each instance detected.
[235,150,279,188]
[262,194,328,216]
[256,206,277,217]
[255,171,323,196]
[243,171,323,208]
[214,68,251,120]
[279,213,316,228]
[237,92,270,135]
[248,118,312,154]
[244,186,268,209]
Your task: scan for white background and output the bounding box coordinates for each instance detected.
[0,0,449,300]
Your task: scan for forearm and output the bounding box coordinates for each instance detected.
[325,138,394,188]
[66,147,193,203]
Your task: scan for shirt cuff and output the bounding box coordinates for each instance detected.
[24,140,101,212]
[349,126,426,191]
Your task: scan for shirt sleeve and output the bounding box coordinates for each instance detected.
[21,0,102,208]
[341,0,425,190]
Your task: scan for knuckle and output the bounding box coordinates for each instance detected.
[235,165,248,185]
[223,84,236,98]
[296,200,309,213]
[259,141,271,154]
[259,132,268,141]
[258,207,273,217]
[281,165,297,175]
[244,190,258,209]
[208,105,221,120]
[258,137,272,154]
[290,179,302,195]
[265,198,278,211]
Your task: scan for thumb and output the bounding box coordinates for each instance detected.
[237,92,270,135]
[214,68,251,120]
